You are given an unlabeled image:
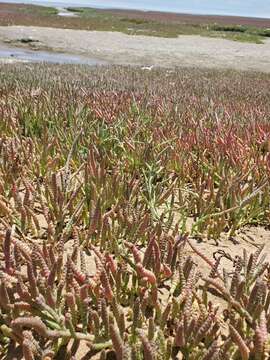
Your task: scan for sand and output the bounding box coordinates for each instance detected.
[0,26,270,71]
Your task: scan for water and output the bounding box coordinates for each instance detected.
[2,0,270,19]
[56,7,78,17]
[0,44,107,65]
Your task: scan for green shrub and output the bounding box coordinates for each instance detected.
[211,24,248,33]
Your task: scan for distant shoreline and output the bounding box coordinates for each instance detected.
[0,2,269,43]
[1,1,270,21]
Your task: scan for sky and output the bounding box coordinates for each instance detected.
[3,0,270,18]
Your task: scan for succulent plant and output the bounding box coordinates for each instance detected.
[0,63,270,359]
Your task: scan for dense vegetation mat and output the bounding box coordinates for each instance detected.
[0,64,270,359]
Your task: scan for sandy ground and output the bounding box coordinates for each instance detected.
[0,26,270,71]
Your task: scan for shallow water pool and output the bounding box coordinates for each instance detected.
[0,44,107,65]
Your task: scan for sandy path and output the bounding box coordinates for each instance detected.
[0,25,270,71]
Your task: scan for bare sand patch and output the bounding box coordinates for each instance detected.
[0,26,269,71]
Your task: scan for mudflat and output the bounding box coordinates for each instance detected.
[0,25,270,71]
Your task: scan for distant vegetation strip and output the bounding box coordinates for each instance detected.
[0,3,269,43]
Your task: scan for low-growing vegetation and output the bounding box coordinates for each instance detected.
[0,64,270,359]
[0,3,269,43]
